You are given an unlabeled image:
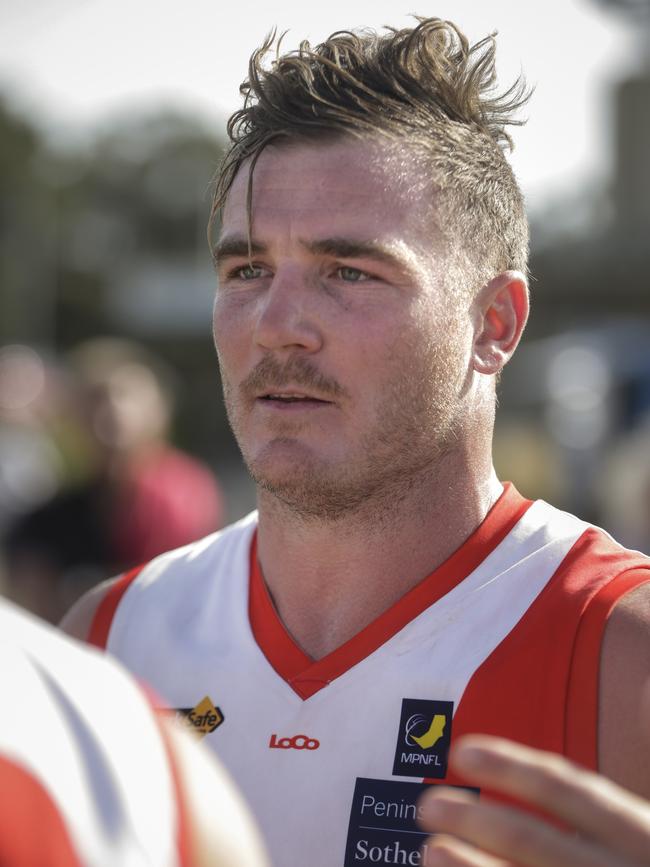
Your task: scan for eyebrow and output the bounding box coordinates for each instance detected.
[212,234,410,271]
[212,237,266,266]
[307,237,407,269]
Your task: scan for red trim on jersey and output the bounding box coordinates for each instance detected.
[154,710,194,867]
[565,566,650,768]
[88,565,144,649]
[249,540,312,685]
[0,756,83,866]
[249,483,533,699]
[439,530,650,797]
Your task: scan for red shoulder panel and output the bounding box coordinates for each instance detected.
[0,756,83,866]
[441,529,650,795]
[87,564,145,649]
[565,565,650,767]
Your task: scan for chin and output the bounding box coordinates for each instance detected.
[249,455,389,522]
[246,447,341,515]
[246,436,321,470]
[247,442,321,488]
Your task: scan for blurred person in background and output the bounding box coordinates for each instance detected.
[0,344,95,617]
[0,345,91,534]
[1,594,268,867]
[3,337,223,622]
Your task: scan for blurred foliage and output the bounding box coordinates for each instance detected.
[0,96,235,462]
[1,99,224,343]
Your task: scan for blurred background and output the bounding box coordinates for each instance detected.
[1,0,649,620]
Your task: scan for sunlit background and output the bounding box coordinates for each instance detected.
[1,0,649,619]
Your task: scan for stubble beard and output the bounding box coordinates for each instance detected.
[221,341,467,526]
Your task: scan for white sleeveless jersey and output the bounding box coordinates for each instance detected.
[90,484,650,867]
[0,598,189,867]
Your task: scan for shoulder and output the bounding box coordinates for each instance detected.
[2,599,268,867]
[60,513,258,644]
[1,601,168,856]
[598,573,650,798]
[59,577,117,642]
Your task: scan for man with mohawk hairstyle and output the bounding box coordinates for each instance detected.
[63,17,650,867]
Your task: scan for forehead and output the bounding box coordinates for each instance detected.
[221,138,440,253]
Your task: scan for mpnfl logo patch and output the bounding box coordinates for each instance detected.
[392,698,453,778]
[175,696,224,739]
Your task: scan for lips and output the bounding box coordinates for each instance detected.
[259,392,330,404]
[242,357,346,406]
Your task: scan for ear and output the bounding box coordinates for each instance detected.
[471,271,529,375]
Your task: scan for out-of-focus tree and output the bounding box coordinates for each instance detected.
[1,98,226,342]
[0,98,241,471]
[0,98,59,346]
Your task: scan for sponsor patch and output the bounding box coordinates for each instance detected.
[175,696,224,739]
[392,699,453,778]
[345,777,478,865]
[343,777,432,865]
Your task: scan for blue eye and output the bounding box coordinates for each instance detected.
[228,264,265,280]
[241,265,265,279]
[338,266,369,282]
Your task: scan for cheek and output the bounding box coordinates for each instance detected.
[212,296,247,364]
[212,294,228,344]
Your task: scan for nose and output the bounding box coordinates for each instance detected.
[254,267,323,354]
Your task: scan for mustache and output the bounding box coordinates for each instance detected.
[241,356,347,400]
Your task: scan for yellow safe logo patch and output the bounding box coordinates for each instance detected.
[175,696,224,739]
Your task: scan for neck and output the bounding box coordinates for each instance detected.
[255,446,501,660]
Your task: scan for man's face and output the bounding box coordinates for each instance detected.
[213,138,475,518]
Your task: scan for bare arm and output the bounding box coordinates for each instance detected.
[59,578,117,641]
[418,735,650,867]
[599,581,650,798]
